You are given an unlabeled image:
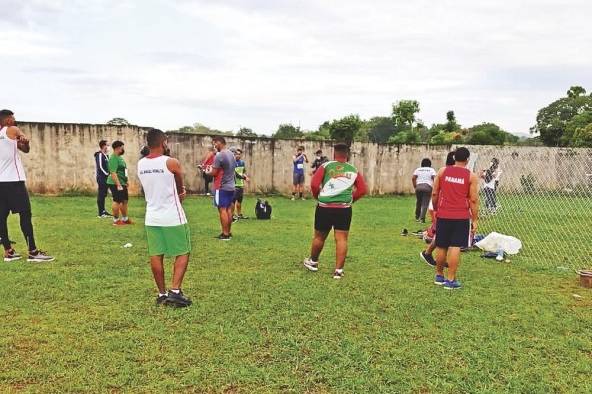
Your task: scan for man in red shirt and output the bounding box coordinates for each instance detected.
[431,147,479,289]
[303,143,367,279]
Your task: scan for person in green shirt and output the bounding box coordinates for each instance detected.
[232,148,249,221]
[106,140,131,225]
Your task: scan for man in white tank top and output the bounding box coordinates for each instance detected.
[0,109,54,263]
[137,128,192,307]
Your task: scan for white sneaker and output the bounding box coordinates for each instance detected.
[303,258,318,272]
[291,196,295,201]
[333,270,344,279]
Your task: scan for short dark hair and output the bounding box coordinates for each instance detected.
[454,147,470,162]
[235,148,242,154]
[333,143,350,156]
[112,140,124,149]
[421,158,432,167]
[99,140,107,148]
[140,145,150,157]
[146,128,166,148]
[445,152,455,166]
[315,149,323,155]
[0,109,14,122]
[297,146,304,151]
[212,135,226,144]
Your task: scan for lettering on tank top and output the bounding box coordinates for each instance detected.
[444,176,465,185]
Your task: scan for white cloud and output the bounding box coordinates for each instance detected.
[2,0,592,134]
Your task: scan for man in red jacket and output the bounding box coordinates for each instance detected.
[431,147,479,289]
[303,143,367,279]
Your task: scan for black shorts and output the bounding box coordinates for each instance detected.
[108,184,129,203]
[314,205,352,232]
[233,187,244,203]
[435,218,471,248]
[0,181,31,214]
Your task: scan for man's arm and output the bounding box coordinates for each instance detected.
[167,158,187,201]
[352,172,368,202]
[7,126,30,153]
[431,168,445,211]
[99,154,109,176]
[310,165,325,199]
[412,175,417,189]
[469,172,480,232]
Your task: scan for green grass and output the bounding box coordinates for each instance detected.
[0,196,591,393]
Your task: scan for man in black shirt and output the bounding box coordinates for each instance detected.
[94,140,111,217]
[311,149,328,175]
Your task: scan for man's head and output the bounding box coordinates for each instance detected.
[333,143,350,160]
[421,158,432,167]
[212,135,226,152]
[315,149,323,158]
[112,140,125,156]
[234,148,242,160]
[146,128,168,155]
[454,147,470,164]
[297,146,304,154]
[99,140,108,153]
[0,109,15,127]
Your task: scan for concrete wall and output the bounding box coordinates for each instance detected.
[16,122,592,195]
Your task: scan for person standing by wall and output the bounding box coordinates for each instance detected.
[292,146,308,200]
[94,140,111,218]
[311,149,328,175]
[0,109,54,262]
[107,140,131,225]
[412,158,436,223]
[232,148,249,221]
[199,147,216,196]
[481,158,501,214]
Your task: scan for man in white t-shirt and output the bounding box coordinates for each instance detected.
[412,158,437,223]
[137,128,192,307]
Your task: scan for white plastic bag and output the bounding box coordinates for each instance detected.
[475,232,522,255]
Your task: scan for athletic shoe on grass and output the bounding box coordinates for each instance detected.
[27,250,54,263]
[166,290,192,307]
[232,215,239,223]
[434,275,446,285]
[156,293,168,305]
[112,220,125,226]
[444,279,462,290]
[123,219,133,225]
[333,270,344,279]
[303,258,318,272]
[419,251,436,267]
[3,249,22,262]
[216,234,232,241]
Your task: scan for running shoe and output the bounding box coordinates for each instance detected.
[434,275,446,285]
[303,258,319,272]
[4,249,22,262]
[27,250,55,263]
[238,214,247,219]
[112,220,125,226]
[156,293,168,305]
[333,270,344,279]
[444,279,462,290]
[166,290,192,307]
[216,234,232,241]
[290,196,295,201]
[232,215,239,223]
[419,251,436,267]
[122,219,133,225]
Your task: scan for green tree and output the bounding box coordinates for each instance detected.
[327,115,362,145]
[106,117,130,126]
[389,130,420,144]
[572,123,592,147]
[273,123,303,139]
[531,86,592,146]
[392,100,420,131]
[564,110,592,144]
[444,110,460,132]
[237,127,257,137]
[363,116,398,144]
[465,123,515,145]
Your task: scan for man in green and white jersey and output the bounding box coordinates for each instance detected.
[303,143,368,279]
[137,129,192,307]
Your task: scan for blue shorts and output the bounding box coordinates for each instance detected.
[214,189,234,208]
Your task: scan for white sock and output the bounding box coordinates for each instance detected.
[122,216,128,221]
[159,292,167,297]
[170,289,180,294]
[335,269,343,273]
[113,217,119,222]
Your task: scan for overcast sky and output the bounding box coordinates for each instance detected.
[3,0,591,135]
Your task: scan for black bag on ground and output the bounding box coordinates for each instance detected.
[255,199,272,219]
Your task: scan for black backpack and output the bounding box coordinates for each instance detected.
[255,199,272,219]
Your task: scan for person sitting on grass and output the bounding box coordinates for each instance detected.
[431,147,479,289]
[137,128,192,307]
[303,143,367,279]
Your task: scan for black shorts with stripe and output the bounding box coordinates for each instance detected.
[0,181,31,214]
[435,218,471,248]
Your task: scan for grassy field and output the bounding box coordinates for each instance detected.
[0,196,591,393]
